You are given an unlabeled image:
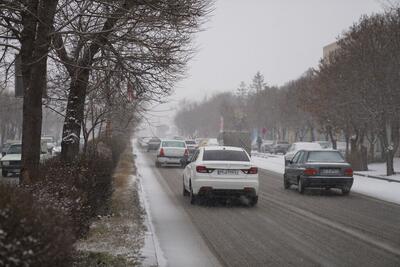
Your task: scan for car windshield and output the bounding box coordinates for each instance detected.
[203,150,250,162]
[307,151,345,163]
[162,141,185,148]
[7,144,22,154]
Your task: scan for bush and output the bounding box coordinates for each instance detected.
[0,184,75,267]
[0,137,126,266]
[39,154,114,237]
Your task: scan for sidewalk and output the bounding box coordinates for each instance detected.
[354,158,400,183]
[134,143,222,267]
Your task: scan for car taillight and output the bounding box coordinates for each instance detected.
[242,167,258,174]
[304,168,318,176]
[196,165,214,173]
[159,148,164,157]
[345,168,353,177]
[184,149,189,157]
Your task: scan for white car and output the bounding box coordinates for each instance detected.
[155,140,188,167]
[183,146,259,206]
[285,142,322,165]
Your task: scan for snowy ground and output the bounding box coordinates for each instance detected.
[355,158,400,182]
[251,152,400,205]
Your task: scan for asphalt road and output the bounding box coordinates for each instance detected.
[143,152,400,267]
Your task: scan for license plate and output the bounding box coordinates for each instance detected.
[217,169,239,175]
[320,169,340,175]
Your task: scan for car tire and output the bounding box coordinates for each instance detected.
[283,174,290,189]
[342,187,351,195]
[2,170,7,177]
[189,181,197,205]
[298,178,305,194]
[155,161,161,168]
[249,196,258,207]
[183,178,189,197]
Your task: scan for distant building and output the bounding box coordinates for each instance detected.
[323,41,339,58]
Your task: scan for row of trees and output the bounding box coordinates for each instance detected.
[175,8,400,175]
[0,0,211,182]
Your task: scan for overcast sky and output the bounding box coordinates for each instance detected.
[144,0,385,130]
[172,0,384,100]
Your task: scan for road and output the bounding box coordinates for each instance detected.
[142,151,400,266]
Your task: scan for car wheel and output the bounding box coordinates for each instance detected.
[249,196,258,207]
[183,178,189,197]
[155,161,161,168]
[189,181,197,205]
[283,174,290,189]
[298,178,305,194]
[342,186,351,195]
[2,170,7,177]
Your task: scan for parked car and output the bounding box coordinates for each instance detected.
[147,137,161,151]
[1,143,22,177]
[155,140,188,167]
[313,140,332,149]
[1,140,20,157]
[283,150,353,195]
[1,141,51,177]
[285,142,322,165]
[185,140,198,155]
[271,141,290,154]
[260,140,274,153]
[183,146,259,206]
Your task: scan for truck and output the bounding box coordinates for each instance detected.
[217,131,252,155]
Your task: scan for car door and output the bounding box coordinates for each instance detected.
[286,151,301,182]
[293,151,305,182]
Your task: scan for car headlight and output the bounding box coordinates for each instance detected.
[2,161,9,166]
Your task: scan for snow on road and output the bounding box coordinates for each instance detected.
[251,152,400,205]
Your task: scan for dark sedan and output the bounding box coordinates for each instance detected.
[147,137,161,151]
[283,150,353,195]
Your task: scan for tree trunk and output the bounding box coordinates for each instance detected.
[20,0,58,183]
[61,69,90,162]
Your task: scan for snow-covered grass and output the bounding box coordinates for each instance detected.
[355,158,400,182]
[251,152,400,205]
[75,147,145,266]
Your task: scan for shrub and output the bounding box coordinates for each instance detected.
[0,184,75,267]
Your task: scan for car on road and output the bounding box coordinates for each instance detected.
[147,137,161,151]
[185,140,198,155]
[183,146,259,206]
[138,137,151,148]
[271,140,290,154]
[283,150,353,195]
[260,140,274,153]
[285,142,322,165]
[1,143,22,177]
[155,140,188,167]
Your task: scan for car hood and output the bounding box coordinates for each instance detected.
[1,154,21,161]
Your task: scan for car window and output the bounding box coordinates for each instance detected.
[298,151,307,163]
[7,145,22,154]
[162,141,185,148]
[291,151,301,163]
[186,141,196,145]
[307,151,345,163]
[203,150,250,162]
[191,149,200,162]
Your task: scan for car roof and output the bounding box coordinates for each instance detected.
[202,146,245,151]
[161,139,185,142]
[298,149,340,153]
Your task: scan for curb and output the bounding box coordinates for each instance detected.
[354,172,400,184]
